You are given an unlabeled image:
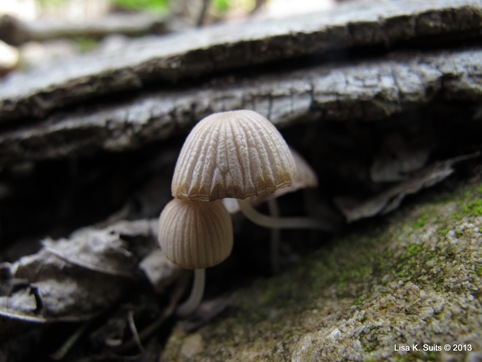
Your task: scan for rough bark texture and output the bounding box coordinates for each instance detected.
[0,0,481,122]
[0,47,481,164]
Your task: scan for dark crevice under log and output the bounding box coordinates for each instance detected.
[0,138,179,250]
[1,101,480,247]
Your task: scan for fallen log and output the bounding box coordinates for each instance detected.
[0,47,481,163]
[0,13,173,47]
[0,0,480,122]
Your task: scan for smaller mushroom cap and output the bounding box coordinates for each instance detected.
[222,147,318,213]
[158,198,233,269]
[272,147,318,197]
[172,110,296,201]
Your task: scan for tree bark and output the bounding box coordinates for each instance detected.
[0,47,481,163]
[0,0,480,122]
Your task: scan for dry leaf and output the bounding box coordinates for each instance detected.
[0,250,126,322]
[0,219,178,324]
[335,153,480,222]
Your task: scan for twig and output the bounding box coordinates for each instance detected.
[50,321,90,360]
[127,310,144,354]
[115,275,189,354]
[196,0,211,27]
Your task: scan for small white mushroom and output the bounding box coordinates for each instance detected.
[172,110,322,229]
[223,146,320,271]
[158,198,233,269]
[236,146,321,230]
[222,146,319,213]
[162,110,323,314]
[158,198,233,316]
[172,110,296,201]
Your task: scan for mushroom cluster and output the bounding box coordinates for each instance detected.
[158,110,320,316]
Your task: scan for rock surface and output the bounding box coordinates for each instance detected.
[162,172,482,362]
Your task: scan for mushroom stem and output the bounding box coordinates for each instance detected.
[177,268,206,317]
[237,199,323,230]
[267,198,281,273]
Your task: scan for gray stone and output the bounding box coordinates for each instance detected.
[162,174,482,361]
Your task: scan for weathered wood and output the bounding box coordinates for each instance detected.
[0,0,480,122]
[0,47,481,164]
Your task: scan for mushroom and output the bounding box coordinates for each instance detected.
[222,146,319,212]
[172,109,296,201]
[172,110,321,229]
[223,146,319,271]
[162,110,322,315]
[158,198,233,316]
[263,147,319,271]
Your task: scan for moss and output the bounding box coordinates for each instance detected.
[405,243,424,258]
[436,227,449,236]
[353,298,364,306]
[391,353,438,362]
[163,177,482,362]
[393,356,417,362]
[73,37,99,53]
[457,187,482,217]
[463,198,482,216]
[364,342,378,353]
[414,214,429,228]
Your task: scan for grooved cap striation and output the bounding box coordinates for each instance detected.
[158,198,233,269]
[172,110,296,201]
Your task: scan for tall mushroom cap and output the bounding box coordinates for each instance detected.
[172,110,296,201]
[158,198,233,269]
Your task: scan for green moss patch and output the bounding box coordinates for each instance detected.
[163,176,482,362]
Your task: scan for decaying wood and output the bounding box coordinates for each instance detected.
[0,47,481,163]
[0,0,480,122]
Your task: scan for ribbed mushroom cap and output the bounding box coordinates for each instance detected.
[172,110,296,201]
[273,146,318,197]
[158,198,233,269]
[222,147,318,213]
